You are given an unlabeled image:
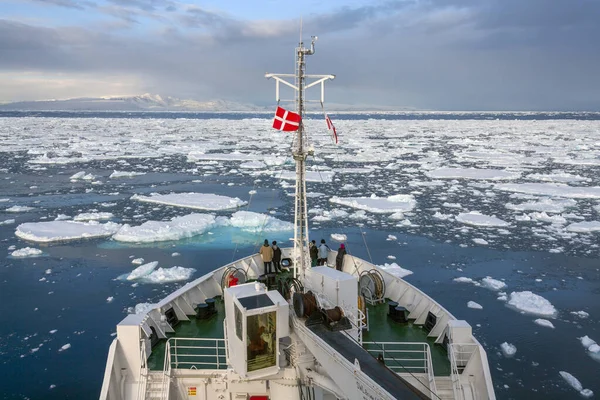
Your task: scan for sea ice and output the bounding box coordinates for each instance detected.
[132,192,246,211]
[377,262,413,278]
[496,183,600,199]
[571,311,589,319]
[113,214,216,243]
[473,238,488,245]
[144,266,196,283]
[16,221,122,243]
[74,212,114,221]
[559,371,583,392]
[534,319,555,329]
[456,212,510,227]
[70,171,95,181]
[330,233,347,242]
[507,291,557,317]
[126,261,159,280]
[134,303,154,314]
[453,277,478,285]
[468,301,483,309]
[5,205,35,212]
[500,342,517,357]
[279,170,334,183]
[10,247,43,258]
[59,343,71,352]
[565,221,600,233]
[505,198,576,214]
[330,194,416,214]
[109,170,146,178]
[426,168,519,181]
[131,258,144,265]
[481,277,507,291]
[227,211,293,232]
[0,219,16,225]
[106,297,114,303]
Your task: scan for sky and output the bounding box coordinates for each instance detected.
[0,0,599,110]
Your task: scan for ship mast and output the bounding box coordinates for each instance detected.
[266,36,334,281]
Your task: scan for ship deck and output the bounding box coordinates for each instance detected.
[146,294,451,375]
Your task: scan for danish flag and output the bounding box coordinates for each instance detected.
[325,114,338,144]
[272,106,301,131]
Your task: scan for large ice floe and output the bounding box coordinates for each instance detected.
[15,221,122,243]
[132,192,247,211]
[377,262,413,278]
[426,168,520,180]
[506,291,557,317]
[109,170,146,178]
[455,211,510,227]
[496,183,600,199]
[565,221,600,233]
[227,211,293,232]
[559,371,594,398]
[330,194,416,214]
[113,214,217,243]
[73,212,114,221]
[5,205,36,212]
[123,261,195,283]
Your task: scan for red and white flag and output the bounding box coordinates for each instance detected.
[325,114,338,144]
[272,106,301,131]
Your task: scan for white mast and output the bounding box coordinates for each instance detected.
[265,35,334,282]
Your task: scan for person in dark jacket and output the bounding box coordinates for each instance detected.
[271,241,282,273]
[335,243,347,271]
[309,239,318,267]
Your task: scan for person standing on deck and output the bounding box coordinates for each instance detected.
[259,239,274,275]
[335,243,347,271]
[318,239,330,266]
[309,240,318,267]
[271,241,282,273]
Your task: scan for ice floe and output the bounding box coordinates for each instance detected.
[10,247,43,258]
[0,219,16,225]
[113,214,216,243]
[507,291,557,317]
[496,183,600,199]
[559,371,593,397]
[377,262,413,278]
[533,319,555,329]
[426,168,519,180]
[500,342,516,357]
[59,343,71,352]
[74,212,114,221]
[109,170,146,178]
[5,205,35,212]
[16,221,122,243]
[565,221,600,233]
[330,233,347,242]
[571,311,589,319]
[144,266,196,283]
[279,170,334,183]
[70,171,96,181]
[505,198,576,213]
[227,211,293,232]
[480,277,507,291]
[455,212,510,227]
[131,258,144,265]
[132,192,246,211]
[330,194,416,214]
[126,261,159,280]
[467,301,483,309]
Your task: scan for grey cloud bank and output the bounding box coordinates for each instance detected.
[0,0,599,110]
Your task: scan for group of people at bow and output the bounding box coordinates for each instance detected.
[259,238,347,275]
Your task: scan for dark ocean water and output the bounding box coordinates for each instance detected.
[0,112,599,400]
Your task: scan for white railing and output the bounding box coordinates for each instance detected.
[363,341,437,398]
[136,340,148,400]
[165,337,227,370]
[161,342,171,400]
[448,343,479,400]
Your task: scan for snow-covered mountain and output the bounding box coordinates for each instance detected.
[0,94,268,112]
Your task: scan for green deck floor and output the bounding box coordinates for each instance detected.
[362,302,451,376]
[147,300,226,370]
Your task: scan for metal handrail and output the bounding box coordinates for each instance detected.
[165,337,227,370]
[161,342,171,399]
[448,343,479,400]
[136,340,148,400]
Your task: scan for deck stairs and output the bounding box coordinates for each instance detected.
[144,371,166,400]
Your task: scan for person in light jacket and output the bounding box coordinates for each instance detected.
[335,243,347,271]
[271,241,282,273]
[318,239,330,266]
[259,239,274,274]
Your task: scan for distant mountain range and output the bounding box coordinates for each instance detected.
[0,93,413,112]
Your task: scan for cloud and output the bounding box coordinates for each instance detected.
[0,0,599,110]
